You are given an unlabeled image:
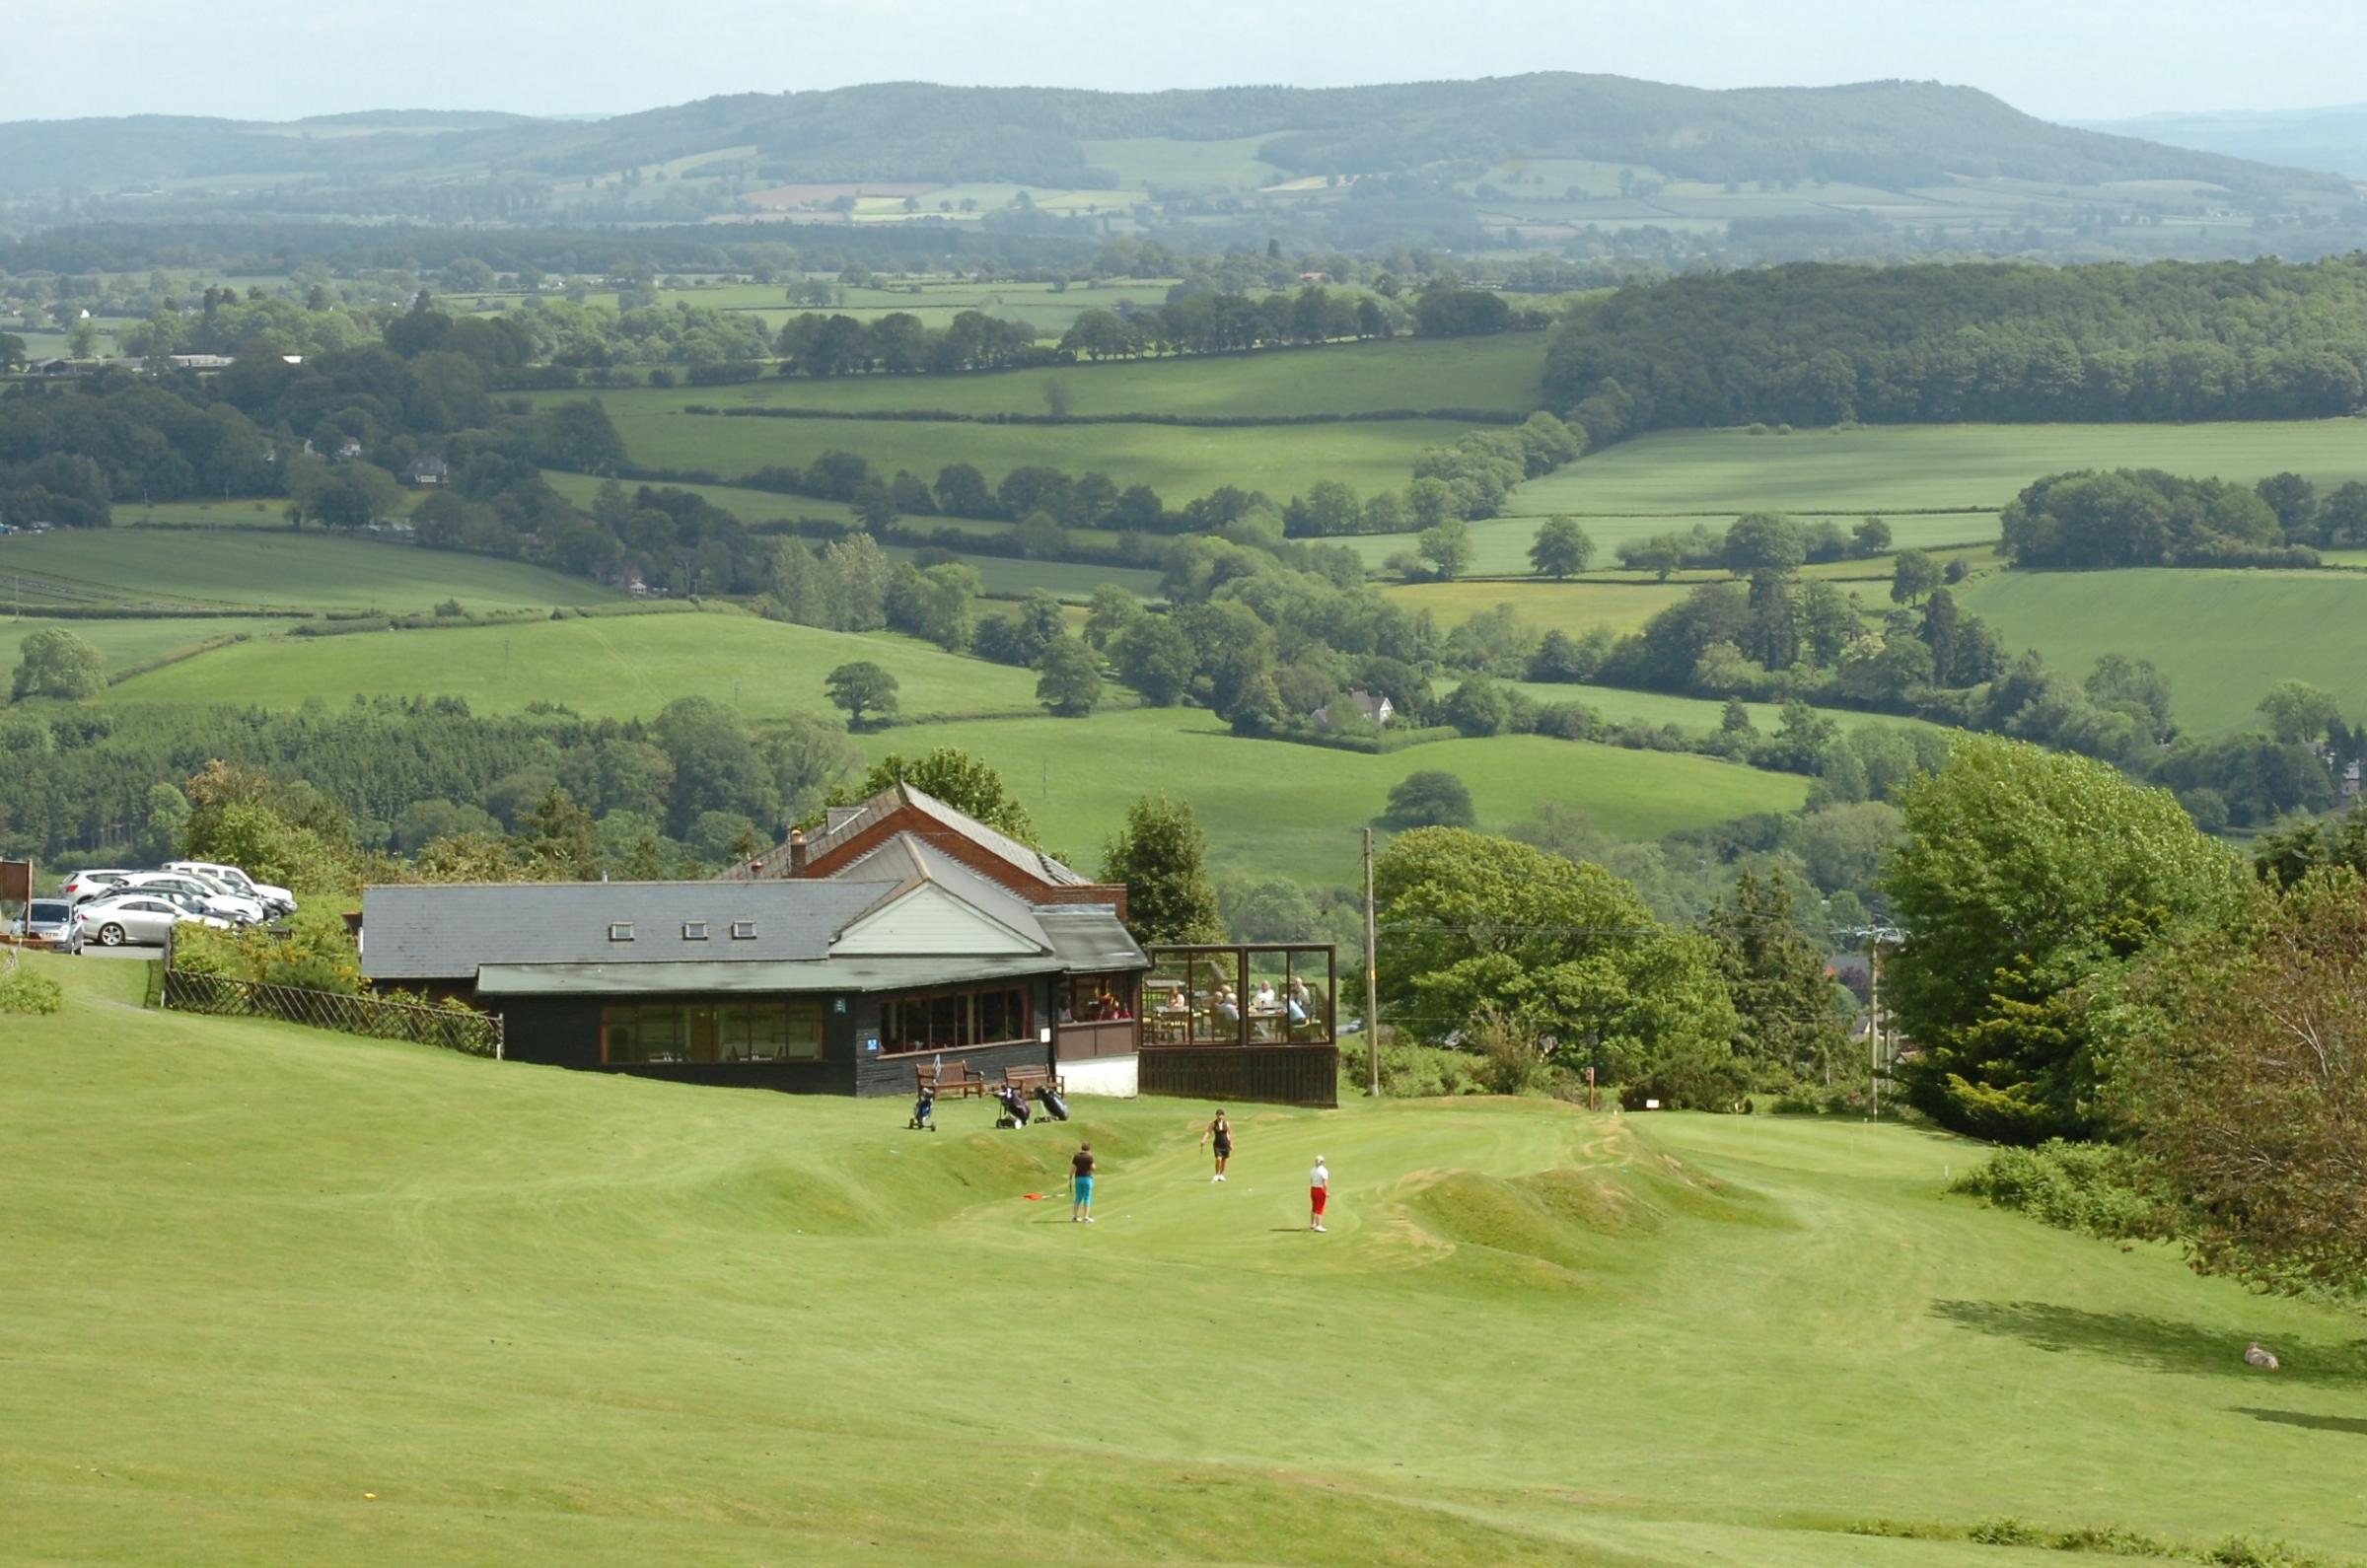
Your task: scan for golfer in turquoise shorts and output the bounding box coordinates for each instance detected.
[1071,1142,1097,1224]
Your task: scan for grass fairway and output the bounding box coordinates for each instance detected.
[1965,567,2367,736]
[0,529,615,612]
[1512,420,2367,518]
[101,609,1049,725]
[6,951,2359,1565]
[581,400,1470,504]
[861,708,1808,884]
[635,336,1543,419]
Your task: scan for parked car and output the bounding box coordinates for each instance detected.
[165,861,297,917]
[7,897,74,942]
[60,869,139,905]
[72,893,230,948]
[114,872,266,926]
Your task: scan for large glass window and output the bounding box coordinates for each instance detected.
[878,984,1030,1055]
[600,1001,825,1064]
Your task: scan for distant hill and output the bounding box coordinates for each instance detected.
[2072,104,2367,181]
[0,75,2342,198]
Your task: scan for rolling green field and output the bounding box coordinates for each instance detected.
[0,530,614,612]
[640,335,1542,419]
[1965,568,2367,736]
[0,614,290,674]
[1385,579,1699,638]
[1510,421,2367,519]
[7,952,2359,1565]
[100,610,1049,725]
[858,707,1809,885]
[571,395,1472,504]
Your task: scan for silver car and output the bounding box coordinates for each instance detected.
[8,897,74,942]
[73,893,231,948]
[114,872,265,926]
[165,861,297,916]
[60,868,139,905]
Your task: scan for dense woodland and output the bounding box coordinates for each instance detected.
[1544,256,2367,435]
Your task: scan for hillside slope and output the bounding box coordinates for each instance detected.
[3,951,2359,1565]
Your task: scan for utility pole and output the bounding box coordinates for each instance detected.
[1867,936,1882,1120]
[1363,826,1380,1098]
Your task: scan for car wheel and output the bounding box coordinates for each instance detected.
[98,923,125,947]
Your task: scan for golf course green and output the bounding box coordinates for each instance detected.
[3,953,2355,1565]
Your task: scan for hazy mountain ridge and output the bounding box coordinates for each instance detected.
[0,74,2344,200]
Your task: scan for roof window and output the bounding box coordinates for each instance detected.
[682,921,709,941]
[609,921,634,942]
[731,919,757,940]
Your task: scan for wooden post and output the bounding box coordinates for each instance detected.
[1363,828,1380,1099]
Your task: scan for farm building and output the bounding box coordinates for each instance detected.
[361,782,1338,1104]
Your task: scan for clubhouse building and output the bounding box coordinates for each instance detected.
[360,781,1337,1103]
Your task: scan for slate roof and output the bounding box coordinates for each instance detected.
[362,844,1144,989]
[361,878,898,981]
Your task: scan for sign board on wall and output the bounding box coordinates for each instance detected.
[0,861,30,904]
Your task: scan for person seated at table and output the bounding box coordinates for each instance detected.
[1286,986,1309,1026]
[1166,986,1187,1011]
[1255,981,1277,1010]
[1215,989,1241,1023]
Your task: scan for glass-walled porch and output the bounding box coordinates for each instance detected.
[1142,945,1335,1047]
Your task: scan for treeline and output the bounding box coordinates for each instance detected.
[2002,466,2367,568]
[0,695,851,874]
[1543,256,2367,437]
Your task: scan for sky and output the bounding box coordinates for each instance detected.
[7,0,2364,124]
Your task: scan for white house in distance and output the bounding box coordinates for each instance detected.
[1309,689,1395,730]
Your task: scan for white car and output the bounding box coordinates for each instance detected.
[60,868,139,905]
[114,872,266,926]
[73,893,231,948]
[165,861,297,916]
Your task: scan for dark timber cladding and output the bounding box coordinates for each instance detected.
[358,786,1147,1097]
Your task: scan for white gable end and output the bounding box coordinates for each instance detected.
[832,883,1042,957]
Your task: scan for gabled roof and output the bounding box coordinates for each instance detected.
[724,780,1094,891]
[816,782,1091,887]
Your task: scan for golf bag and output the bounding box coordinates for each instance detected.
[993,1087,1031,1129]
[1034,1085,1070,1122]
[908,1092,936,1131]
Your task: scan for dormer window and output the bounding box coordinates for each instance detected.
[609,921,634,942]
[731,920,757,940]
[682,921,709,941]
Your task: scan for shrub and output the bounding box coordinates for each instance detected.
[1349,1040,1488,1099]
[1468,1006,1543,1095]
[0,963,63,1015]
[433,599,465,617]
[1950,1139,2154,1238]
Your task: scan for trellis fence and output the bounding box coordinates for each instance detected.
[161,967,503,1058]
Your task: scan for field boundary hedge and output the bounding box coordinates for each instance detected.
[1267,723,1461,754]
[684,404,1528,429]
[106,631,255,685]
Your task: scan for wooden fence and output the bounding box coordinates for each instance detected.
[162,968,503,1058]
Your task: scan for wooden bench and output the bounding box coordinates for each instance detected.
[916,1061,986,1099]
[1000,1062,1064,1097]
